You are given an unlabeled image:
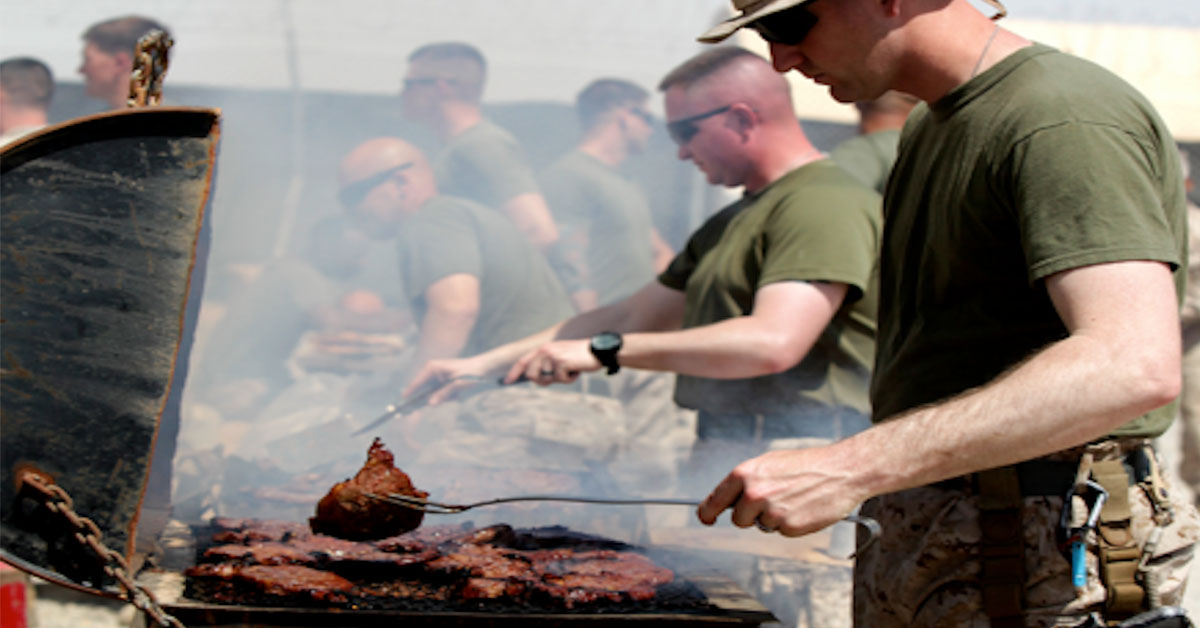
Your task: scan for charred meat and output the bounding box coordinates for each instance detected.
[185,519,688,612]
[308,438,428,540]
[185,564,356,606]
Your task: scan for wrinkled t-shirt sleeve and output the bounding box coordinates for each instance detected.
[1010,122,1180,282]
[758,186,879,300]
[455,136,541,207]
[658,202,743,291]
[658,234,701,291]
[398,214,482,303]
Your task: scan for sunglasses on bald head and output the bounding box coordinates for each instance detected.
[750,3,819,46]
[666,104,734,146]
[338,162,413,208]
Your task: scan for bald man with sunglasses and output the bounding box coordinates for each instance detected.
[698,0,1200,626]
[338,137,573,370]
[408,47,882,627]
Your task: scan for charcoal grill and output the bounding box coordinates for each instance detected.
[145,549,774,627]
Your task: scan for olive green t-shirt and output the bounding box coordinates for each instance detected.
[871,44,1187,438]
[396,195,574,356]
[831,129,900,195]
[659,160,882,416]
[540,150,657,306]
[434,119,540,208]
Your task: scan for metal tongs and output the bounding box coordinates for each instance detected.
[367,492,703,513]
[365,492,882,555]
[352,374,512,436]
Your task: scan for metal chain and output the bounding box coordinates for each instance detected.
[18,472,185,628]
[127,29,174,108]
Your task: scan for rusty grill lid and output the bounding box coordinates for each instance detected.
[0,107,221,592]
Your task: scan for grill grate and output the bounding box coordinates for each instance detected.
[157,520,774,625]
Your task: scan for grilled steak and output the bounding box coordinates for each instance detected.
[308,438,428,540]
[185,564,355,606]
[186,520,684,612]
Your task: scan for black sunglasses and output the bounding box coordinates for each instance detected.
[338,162,413,208]
[666,105,733,146]
[750,3,819,46]
[403,76,453,90]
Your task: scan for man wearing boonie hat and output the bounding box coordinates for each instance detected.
[695,0,1200,625]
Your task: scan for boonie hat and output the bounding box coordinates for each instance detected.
[698,0,813,44]
[697,0,1007,44]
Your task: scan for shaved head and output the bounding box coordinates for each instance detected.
[660,47,796,124]
[339,137,427,187]
[338,137,436,232]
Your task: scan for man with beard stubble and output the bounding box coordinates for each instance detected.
[697,0,1200,625]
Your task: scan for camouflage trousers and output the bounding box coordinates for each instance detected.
[854,444,1200,627]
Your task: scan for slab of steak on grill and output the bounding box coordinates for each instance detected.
[184,564,355,606]
[309,438,428,540]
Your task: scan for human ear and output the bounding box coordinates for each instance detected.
[729,104,757,139]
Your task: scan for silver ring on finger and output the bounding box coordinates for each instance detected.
[540,368,555,377]
[755,518,776,533]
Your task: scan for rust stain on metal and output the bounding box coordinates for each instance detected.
[12,463,55,494]
[3,351,33,379]
[106,459,126,489]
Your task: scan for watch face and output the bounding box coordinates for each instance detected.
[591,332,622,352]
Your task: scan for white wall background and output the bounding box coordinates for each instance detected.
[2,1,1196,136]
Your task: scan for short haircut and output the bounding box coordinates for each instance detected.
[408,42,487,103]
[82,15,170,57]
[0,57,54,109]
[658,46,762,92]
[576,79,649,131]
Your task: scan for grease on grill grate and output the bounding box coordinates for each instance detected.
[184,518,711,614]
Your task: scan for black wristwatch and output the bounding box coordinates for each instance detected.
[589,332,623,375]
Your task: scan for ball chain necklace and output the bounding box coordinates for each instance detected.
[970,23,1002,79]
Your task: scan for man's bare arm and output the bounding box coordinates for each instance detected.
[413,273,481,367]
[511,281,846,382]
[501,192,560,249]
[405,281,686,400]
[699,260,1181,536]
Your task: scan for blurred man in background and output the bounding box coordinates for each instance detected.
[338,136,573,369]
[339,137,630,534]
[830,90,919,194]
[540,78,675,309]
[78,14,169,109]
[400,42,589,309]
[0,56,53,147]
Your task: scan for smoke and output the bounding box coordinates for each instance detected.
[3,5,866,624]
[107,2,744,541]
